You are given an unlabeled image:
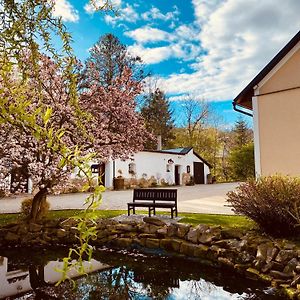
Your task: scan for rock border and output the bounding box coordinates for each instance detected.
[1,216,300,299]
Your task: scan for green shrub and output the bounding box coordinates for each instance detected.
[21,197,50,218]
[227,175,300,237]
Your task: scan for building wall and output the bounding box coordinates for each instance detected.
[254,45,300,176]
[255,88,300,176]
[105,151,210,188]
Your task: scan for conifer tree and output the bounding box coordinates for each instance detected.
[141,88,175,149]
[232,117,252,149]
[82,33,146,89]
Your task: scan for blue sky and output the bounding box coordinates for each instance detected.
[52,0,300,128]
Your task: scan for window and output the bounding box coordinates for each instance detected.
[187,165,190,173]
[166,164,171,172]
[128,163,136,174]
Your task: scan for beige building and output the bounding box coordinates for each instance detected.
[233,30,300,177]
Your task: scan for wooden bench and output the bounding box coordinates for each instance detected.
[127,188,178,218]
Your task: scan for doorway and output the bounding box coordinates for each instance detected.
[174,165,180,185]
[193,162,205,184]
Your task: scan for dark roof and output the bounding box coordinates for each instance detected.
[233,30,300,110]
[143,147,212,168]
[160,147,193,154]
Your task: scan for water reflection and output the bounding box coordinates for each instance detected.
[0,253,109,299]
[0,248,282,300]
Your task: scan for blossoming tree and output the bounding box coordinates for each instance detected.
[0,54,149,221]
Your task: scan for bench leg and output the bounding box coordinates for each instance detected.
[148,207,151,217]
[153,207,156,215]
[128,206,130,216]
[171,208,173,219]
[133,207,136,214]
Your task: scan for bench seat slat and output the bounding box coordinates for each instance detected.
[127,202,153,207]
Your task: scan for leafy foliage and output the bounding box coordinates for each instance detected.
[228,143,255,180]
[227,175,300,237]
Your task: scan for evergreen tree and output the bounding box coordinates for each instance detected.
[82,33,146,89]
[141,88,175,150]
[232,117,252,149]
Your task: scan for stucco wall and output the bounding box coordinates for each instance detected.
[259,45,300,95]
[105,151,210,188]
[253,44,300,176]
[256,88,300,176]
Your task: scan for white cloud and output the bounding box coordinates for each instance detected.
[141,5,180,22]
[158,0,300,101]
[124,26,172,44]
[52,0,79,22]
[84,0,121,14]
[125,24,202,64]
[103,3,138,25]
[128,44,173,64]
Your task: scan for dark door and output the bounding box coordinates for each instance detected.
[174,165,180,185]
[98,163,105,186]
[193,162,204,184]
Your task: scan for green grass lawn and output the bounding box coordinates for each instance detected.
[0,209,255,230]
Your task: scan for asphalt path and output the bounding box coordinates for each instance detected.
[0,183,240,215]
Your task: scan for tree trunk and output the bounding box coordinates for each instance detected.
[29,188,47,222]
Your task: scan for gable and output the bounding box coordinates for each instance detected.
[258,43,300,95]
[233,30,300,110]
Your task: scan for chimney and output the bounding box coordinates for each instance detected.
[157,135,162,151]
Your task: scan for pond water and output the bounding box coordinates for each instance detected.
[0,247,285,300]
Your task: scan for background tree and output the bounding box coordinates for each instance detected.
[231,117,252,149]
[82,33,147,89]
[228,143,255,180]
[141,88,175,150]
[181,98,210,145]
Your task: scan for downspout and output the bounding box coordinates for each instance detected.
[232,101,253,117]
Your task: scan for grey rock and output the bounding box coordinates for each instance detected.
[145,238,160,249]
[291,274,300,287]
[198,226,221,244]
[180,241,198,256]
[269,270,293,280]
[275,250,296,263]
[143,217,166,227]
[167,224,178,237]
[187,228,198,244]
[29,223,43,232]
[56,228,68,238]
[218,257,234,268]
[283,258,299,274]
[177,223,191,238]
[221,228,245,239]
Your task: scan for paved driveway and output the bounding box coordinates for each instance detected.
[0,183,239,215]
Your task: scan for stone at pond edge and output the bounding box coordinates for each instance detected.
[143,217,166,227]
[5,232,19,242]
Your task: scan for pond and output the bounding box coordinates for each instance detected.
[0,247,285,299]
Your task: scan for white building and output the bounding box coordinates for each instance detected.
[94,147,211,188]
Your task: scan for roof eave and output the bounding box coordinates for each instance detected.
[233,30,300,109]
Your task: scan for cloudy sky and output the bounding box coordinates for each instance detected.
[53,0,300,126]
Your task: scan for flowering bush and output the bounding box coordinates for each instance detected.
[227,175,300,237]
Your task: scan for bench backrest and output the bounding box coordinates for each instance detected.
[133,189,177,203]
